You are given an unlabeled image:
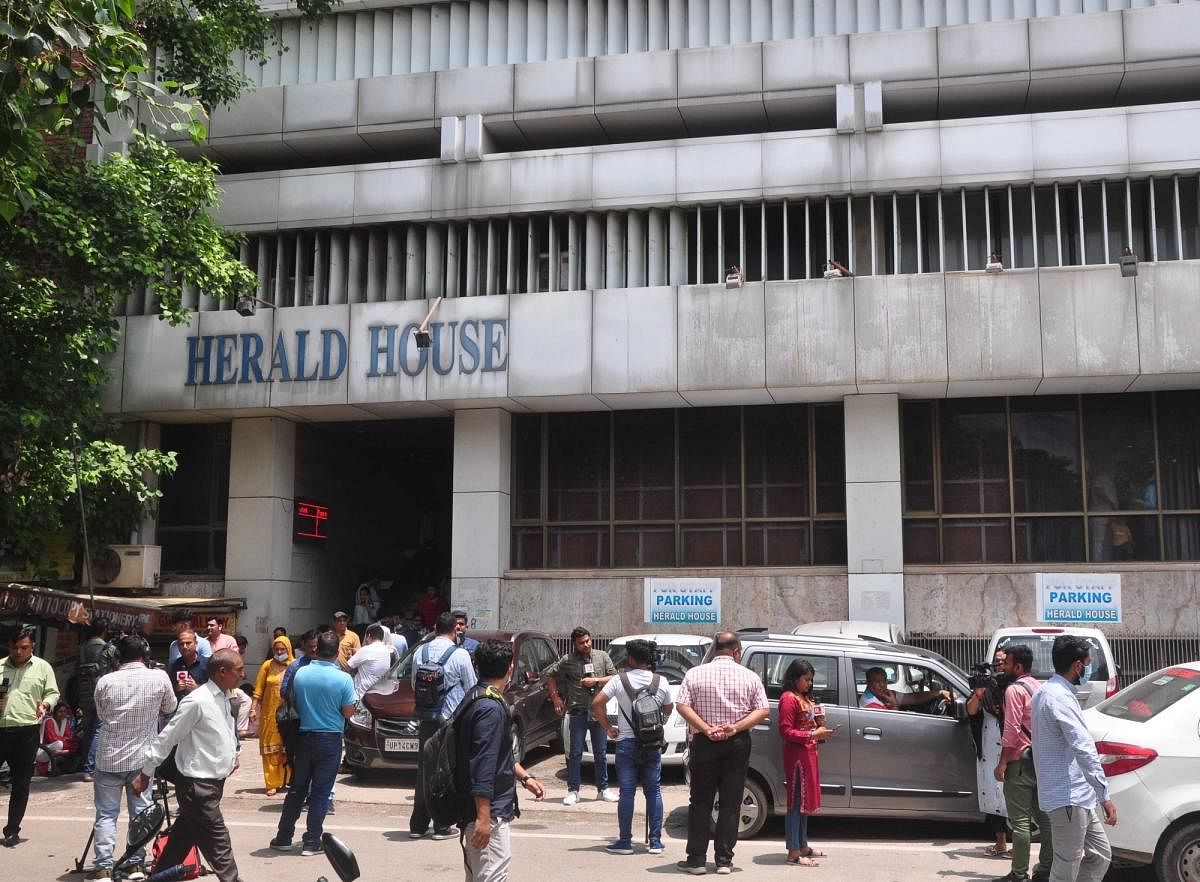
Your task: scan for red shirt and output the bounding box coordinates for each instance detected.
[418,595,447,629]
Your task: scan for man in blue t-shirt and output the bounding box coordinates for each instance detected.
[270,632,354,857]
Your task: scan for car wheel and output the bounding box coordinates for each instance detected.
[511,721,525,765]
[712,777,769,839]
[1156,820,1200,882]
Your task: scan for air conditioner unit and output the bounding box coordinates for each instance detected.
[88,545,161,591]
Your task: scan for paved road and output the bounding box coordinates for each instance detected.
[4,743,1156,881]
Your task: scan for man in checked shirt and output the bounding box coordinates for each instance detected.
[674,631,769,876]
[88,635,177,880]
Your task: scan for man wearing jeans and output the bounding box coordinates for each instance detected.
[89,636,177,880]
[592,639,673,856]
[993,644,1052,882]
[675,632,769,875]
[544,626,618,805]
[1032,635,1118,882]
[271,632,355,857]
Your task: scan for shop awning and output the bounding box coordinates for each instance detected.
[1,582,246,636]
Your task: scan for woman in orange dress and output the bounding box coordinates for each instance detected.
[250,635,293,795]
[779,658,835,866]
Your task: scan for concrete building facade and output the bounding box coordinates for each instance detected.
[105,0,1200,657]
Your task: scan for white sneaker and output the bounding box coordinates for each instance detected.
[599,788,619,803]
[563,791,580,806]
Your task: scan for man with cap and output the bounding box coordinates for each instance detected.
[332,611,360,671]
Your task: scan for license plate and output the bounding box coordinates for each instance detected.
[384,738,419,753]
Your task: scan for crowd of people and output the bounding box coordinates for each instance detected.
[0,601,1119,882]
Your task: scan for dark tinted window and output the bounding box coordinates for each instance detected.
[1099,666,1200,721]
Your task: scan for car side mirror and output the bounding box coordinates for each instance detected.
[953,697,969,723]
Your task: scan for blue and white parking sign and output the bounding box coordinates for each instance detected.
[1036,573,1122,624]
[644,577,721,625]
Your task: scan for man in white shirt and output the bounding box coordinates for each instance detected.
[133,649,245,882]
[347,624,393,700]
[592,639,673,856]
[88,636,177,880]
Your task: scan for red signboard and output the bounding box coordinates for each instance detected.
[295,500,329,542]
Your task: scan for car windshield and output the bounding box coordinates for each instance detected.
[1098,666,1200,721]
[608,643,707,685]
[995,633,1109,681]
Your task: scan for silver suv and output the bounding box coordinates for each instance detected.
[721,632,981,837]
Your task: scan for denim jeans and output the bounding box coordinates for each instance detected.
[614,740,663,848]
[784,779,809,852]
[92,769,153,868]
[567,710,608,792]
[276,732,342,849]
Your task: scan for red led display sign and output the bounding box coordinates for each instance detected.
[295,500,329,542]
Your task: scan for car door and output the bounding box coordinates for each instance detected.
[745,648,850,810]
[846,655,977,817]
[524,637,559,744]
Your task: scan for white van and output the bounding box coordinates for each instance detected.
[986,626,1119,708]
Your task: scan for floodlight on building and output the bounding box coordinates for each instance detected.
[823,259,852,280]
[415,296,444,349]
[235,295,277,317]
[1119,246,1139,278]
[985,253,1004,274]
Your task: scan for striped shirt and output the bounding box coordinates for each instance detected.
[94,662,178,773]
[1031,673,1110,812]
[676,655,768,732]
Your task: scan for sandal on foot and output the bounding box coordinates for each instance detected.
[788,857,820,867]
[985,845,1012,858]
[801,848,827,858]
[265,789,278,797]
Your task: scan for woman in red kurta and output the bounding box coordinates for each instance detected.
[779,659,834,866]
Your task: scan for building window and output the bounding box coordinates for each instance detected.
[901,392,1200,563]
[157,424,231,575]
[511,405,847,569]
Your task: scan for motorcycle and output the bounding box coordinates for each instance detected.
[108,802,360,882]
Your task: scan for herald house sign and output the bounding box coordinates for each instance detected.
[184,319,508,386]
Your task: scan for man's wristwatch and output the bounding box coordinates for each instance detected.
[519,774,536,786]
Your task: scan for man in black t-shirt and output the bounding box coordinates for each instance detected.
[457,641,544,881]
[169,629,209,700]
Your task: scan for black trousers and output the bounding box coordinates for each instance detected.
[685,731,752,867]
[0,724,40,838]
[408,720,445,834]
[158,776,241,882]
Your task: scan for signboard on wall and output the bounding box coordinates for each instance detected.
[294,500,329,542]
[1036,573,1122,624]
[644,577,721,625]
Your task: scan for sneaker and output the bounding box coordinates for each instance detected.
[563,791,580,806]
[408,830,428,840]
[716,865,732,875]
[83,773,94,782]
[677,860,706,875]
[993,874,1029,882]
[300,843,323,857]
[599,787,619,803]
[1032,870,1051,882]
[270,837,295,852]
[85,869,111,881]
[606,842,635,855]
[2,833,19,848]
[431,828,457,840]
[649,844,665,855]
[125,864,147,881]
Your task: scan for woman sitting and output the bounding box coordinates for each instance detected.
[36,702,82,776]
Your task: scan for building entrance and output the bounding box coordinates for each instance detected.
[294,417,453,624]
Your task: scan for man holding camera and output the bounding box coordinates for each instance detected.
[992,645,1052,882]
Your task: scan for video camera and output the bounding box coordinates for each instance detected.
[967,661,1006,691]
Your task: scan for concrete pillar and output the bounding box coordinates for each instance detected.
[669,207,688,284]
[425,223,445,298]
[335,14,355,80]
[546,0,568,59]
[328,231,348,304]
[468,0,489,66]
[412,6,432,72]
[392,8,413,74]
[450,2,470,69]
[508,0,528,62]
[347,229,365,303]
[446,223,460,298]
[316,17,336,81]
[843,393,906,632]
[585,212,604,289]
[430,4,451,70]
[466,222,480,296]
[648,208,666,286]
[527,0,548,62]
[607,0,628,53]
[372,11,391,76]
[385,228,404,301]
[688,0,709,47]
[567,0,587,57]
[567,215,581,290]
[312,232,327,305]
[627,209,646,287]
[586,0,606,54]
[606,211,625,289]
[406,225,425,300]
[224,417,300,663]
[450,409,511,632]
[487,1,508,66]
[353,12,373,79]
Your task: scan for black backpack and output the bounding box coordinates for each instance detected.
[618,671,666,756]
[421,686,510,829]
[413,644,458,721]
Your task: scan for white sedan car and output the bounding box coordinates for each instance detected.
[1084,661,1200,882]
[566,633,712,767]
